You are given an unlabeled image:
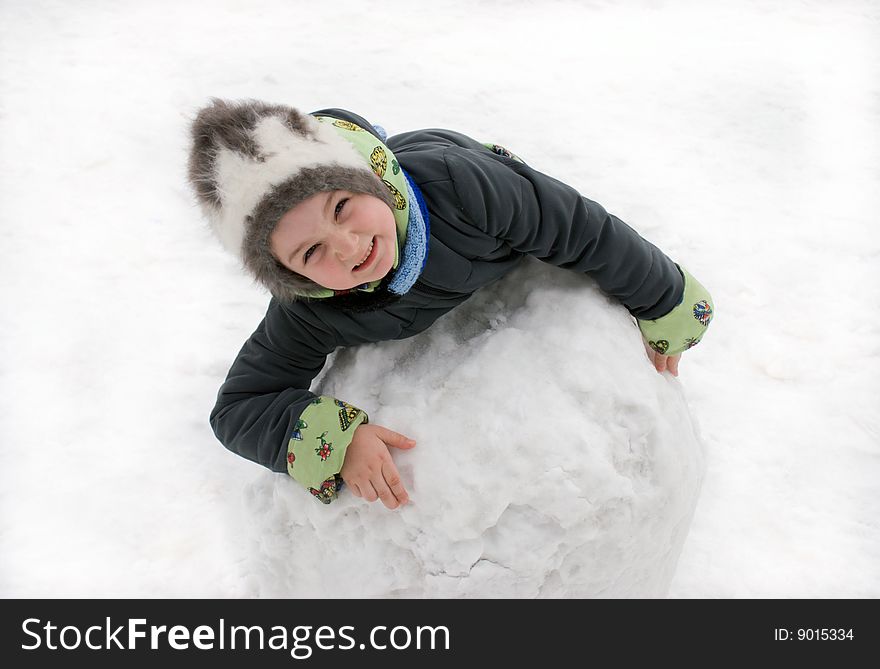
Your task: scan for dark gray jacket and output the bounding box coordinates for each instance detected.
[210,109,684,473]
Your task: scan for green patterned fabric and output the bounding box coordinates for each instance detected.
[637,265,714,356]
[286,395,368,503]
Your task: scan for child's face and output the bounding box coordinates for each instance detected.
[270,191,397,290]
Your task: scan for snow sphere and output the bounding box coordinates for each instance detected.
[234,258,705,597]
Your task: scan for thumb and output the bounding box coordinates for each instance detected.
[376,426,417,450]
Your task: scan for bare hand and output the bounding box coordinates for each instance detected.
[643,337,681,377]
[340,424,416,509]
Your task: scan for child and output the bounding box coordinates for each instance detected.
[187,98,714,509]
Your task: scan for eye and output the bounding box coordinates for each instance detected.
[334,197,349,219]
[303,244,319,263]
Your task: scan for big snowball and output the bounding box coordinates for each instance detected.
[232,258,705,597]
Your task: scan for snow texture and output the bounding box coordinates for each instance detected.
[236,260,704,597]
[1,0,878,597]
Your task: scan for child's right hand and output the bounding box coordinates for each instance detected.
[642,336,681,377]
[340,424,416,509]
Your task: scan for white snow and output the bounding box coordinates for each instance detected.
[235,260,705,597]
[1,0,878,597]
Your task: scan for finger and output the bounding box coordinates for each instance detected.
[360,480,379,503]
[655,354,667,373]
[643,340,664,370]
[668,355,680,377]
[375,425,417,450]
[372,475,400,510]
[349,482,363,498]
[382,460,409,506]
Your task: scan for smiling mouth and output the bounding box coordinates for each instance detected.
[352,238,375,271]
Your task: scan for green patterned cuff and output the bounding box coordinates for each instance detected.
[285,396,368,504]
[637,265,714,356]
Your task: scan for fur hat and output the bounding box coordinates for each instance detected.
[187,98,393,301]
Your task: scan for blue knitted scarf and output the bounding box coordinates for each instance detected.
[387,167,430,295]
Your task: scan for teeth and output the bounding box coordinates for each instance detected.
[354,240,374,269]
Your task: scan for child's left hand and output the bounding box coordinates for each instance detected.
[642,337,681,377]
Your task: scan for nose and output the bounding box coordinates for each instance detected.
[331,226,360,262]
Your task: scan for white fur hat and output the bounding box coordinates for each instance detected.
[187,98,392,301]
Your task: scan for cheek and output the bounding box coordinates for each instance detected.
[380,207,396,235]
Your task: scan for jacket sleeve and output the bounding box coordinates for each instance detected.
[209,298,367,503]
[444,145,714,353]
[444,146,685,320]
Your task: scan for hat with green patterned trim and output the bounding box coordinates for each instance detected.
[187,98,402,302]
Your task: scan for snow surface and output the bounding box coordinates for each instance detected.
[1,0,878,597]
[235,261,705,597]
